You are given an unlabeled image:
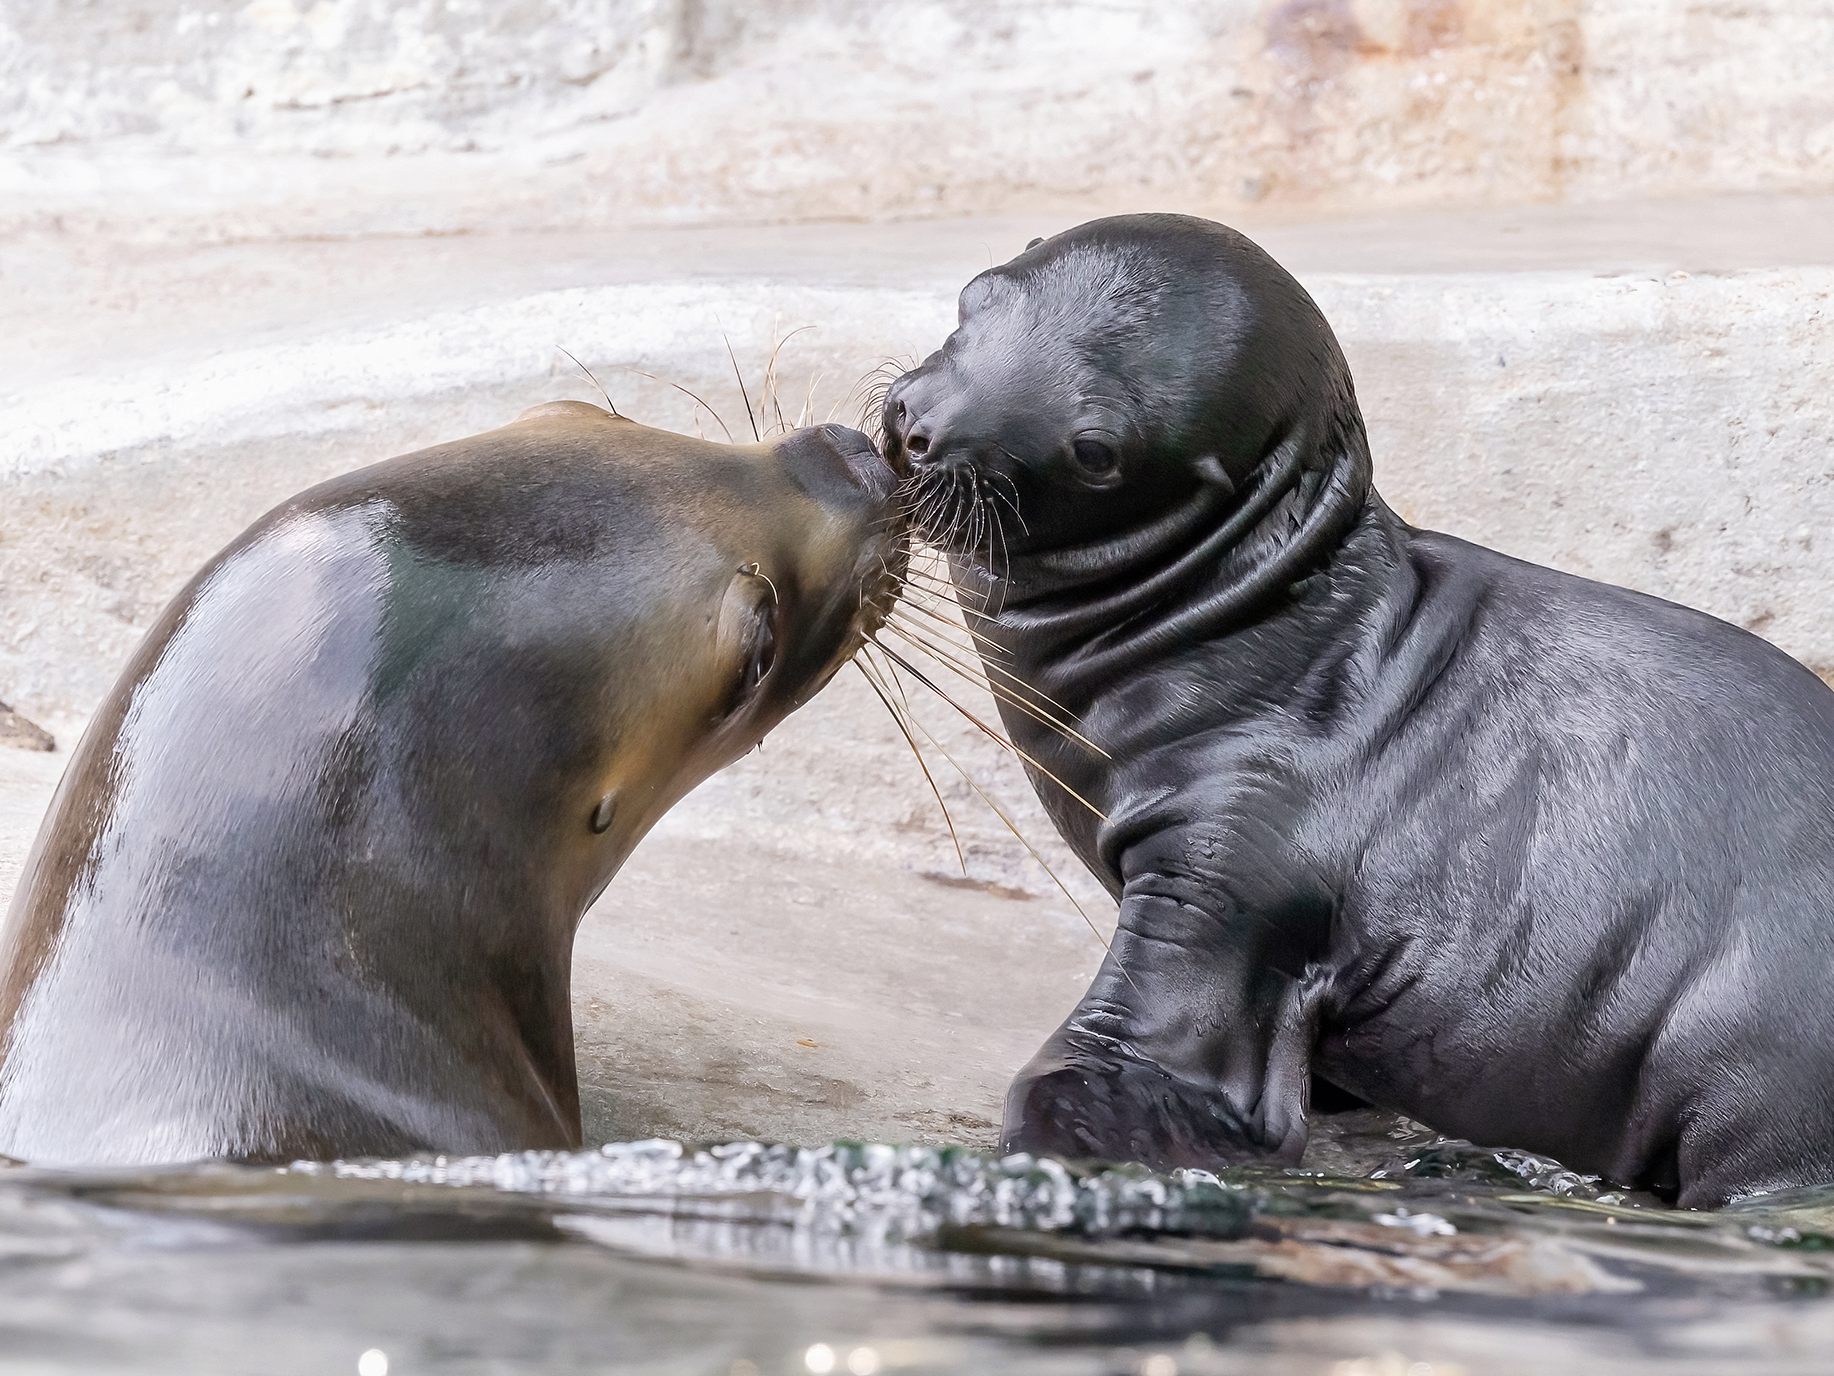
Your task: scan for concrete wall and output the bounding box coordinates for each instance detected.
[3,0,1831,238]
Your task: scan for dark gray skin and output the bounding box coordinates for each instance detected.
[0,402,901,1167]
[882,213,1834,1208]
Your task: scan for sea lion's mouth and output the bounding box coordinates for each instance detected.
[819,427,908,641]
[850,498,910,643]
[873,403,1006,564]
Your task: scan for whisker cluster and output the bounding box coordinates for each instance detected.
[556,341,1118,961]
[850,490,1125,968]
[565,324,830,445]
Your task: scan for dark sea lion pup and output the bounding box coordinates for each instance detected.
[0,402,902,1167]
[882,213,1834,1208]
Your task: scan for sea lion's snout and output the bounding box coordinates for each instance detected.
[823,422,900,498]
[771,419,906,593]
[785,422,900,502]
[879,386,925,477]
[736,422,908,696]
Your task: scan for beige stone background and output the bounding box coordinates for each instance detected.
[1,0,1831,1148]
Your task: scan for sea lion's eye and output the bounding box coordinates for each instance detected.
[1071,437,1119,479]
[739,611,777,698]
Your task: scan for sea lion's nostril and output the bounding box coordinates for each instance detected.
[906,428,931,457]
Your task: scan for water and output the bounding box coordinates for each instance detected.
[5,1114,1834,1375]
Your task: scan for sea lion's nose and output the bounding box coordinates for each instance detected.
[817,422,874,454]
[779,422,896,503]
[890,400,945,470]
[885,379,976,478]
[815,423,896,497]
[899,416,977,481]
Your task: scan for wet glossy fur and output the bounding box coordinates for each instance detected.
[884,214,1834,1208]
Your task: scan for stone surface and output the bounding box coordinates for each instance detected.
[0,702,54,753]
[2,1,1831,240]
[6,198,1832,721]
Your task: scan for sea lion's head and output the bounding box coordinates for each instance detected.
[0,397,905,1167]
[879,214,1367,568]
[378,401,905,869]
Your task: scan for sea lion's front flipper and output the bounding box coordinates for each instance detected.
[999,887,1326,1171]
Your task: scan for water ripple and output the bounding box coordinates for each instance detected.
[309,1139,1258,1241]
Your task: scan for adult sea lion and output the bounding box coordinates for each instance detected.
[881,213,1834,1208]
[0,402,902,1167]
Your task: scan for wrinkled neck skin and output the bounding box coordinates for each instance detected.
[972,405,1384,679]
[957,404,1408,877]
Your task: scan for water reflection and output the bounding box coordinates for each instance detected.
[5,1117,1834,1373]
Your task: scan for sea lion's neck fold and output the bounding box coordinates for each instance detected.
[984,405,1379,691]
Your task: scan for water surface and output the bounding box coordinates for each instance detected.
[5,1114,1833,1375]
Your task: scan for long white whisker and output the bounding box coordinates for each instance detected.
[854,659,967,875]
[881,619,1108,757]
[885,683,1129,984]
[871,642,1106,820]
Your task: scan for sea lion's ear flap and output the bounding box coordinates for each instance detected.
[1026,236,1045,251]
[1194,455,1236,497]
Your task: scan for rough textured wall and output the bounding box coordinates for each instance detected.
[3,0,1830,234]
[0,0,678,151]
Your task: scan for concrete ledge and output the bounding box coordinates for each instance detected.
[6,200,1831,713]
